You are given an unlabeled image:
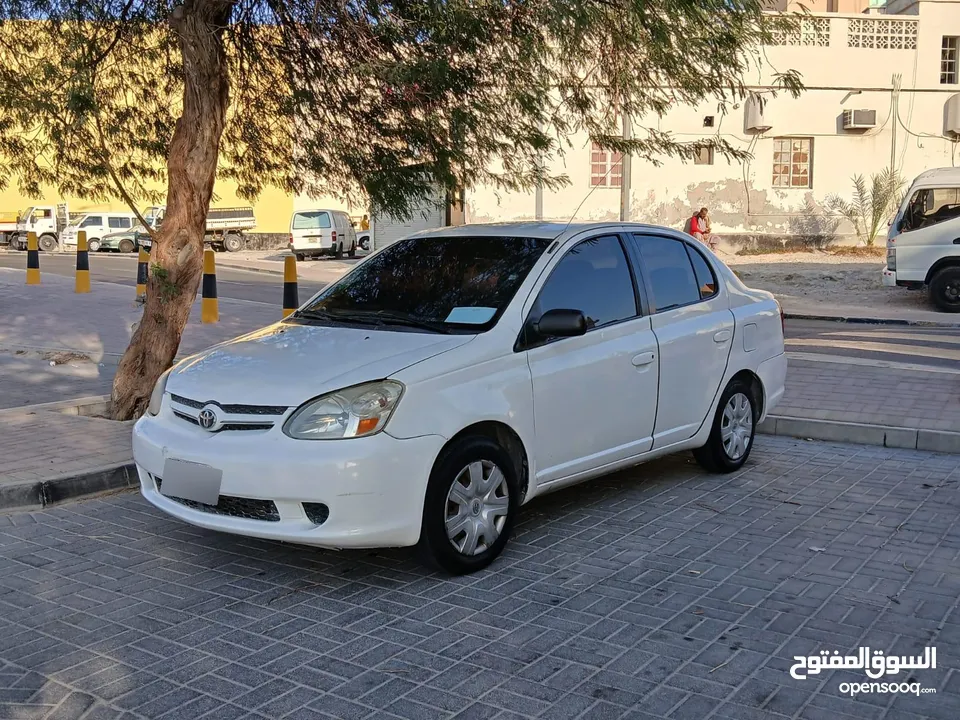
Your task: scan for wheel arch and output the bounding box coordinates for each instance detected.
[436,421,530,503]
[925,257,960,285]
[729,368,765,420]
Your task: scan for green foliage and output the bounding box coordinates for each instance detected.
[826,169,906,247]
[0,0,803,220]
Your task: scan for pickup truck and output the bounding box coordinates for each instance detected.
[0,211,18,247]
[882,167,960,312]
[138,205,256,252]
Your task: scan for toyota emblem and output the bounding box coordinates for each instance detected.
[197,407,218,431]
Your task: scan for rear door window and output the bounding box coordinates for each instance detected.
[634,235,703,312]
[293,211,332,230]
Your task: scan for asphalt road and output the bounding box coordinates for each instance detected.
[2,250,957,370]
[0,250,327,304]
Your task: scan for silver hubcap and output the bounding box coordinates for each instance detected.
[445,460,510,556]
[721,392,753,461]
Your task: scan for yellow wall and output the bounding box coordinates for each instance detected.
[0,177,293,234]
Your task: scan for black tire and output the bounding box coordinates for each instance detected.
[295,252,306,262]
[224,234,243,252]
[347,242,356,259]
[929,266,960,313]
[418,436,519,575]
[693,377,758,474]
[334,243,343,260]
[118,239,134,254]
[38,234,57,252]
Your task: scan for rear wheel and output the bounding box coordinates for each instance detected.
[295,252,305,262]
[929,266,960,313]
[223,234,243,253]
[418,436,518,575]
[348,242,356,259]
[334,243,343,260]
[117,239,134,253]
[38,234,57,252]
[693,378,758,474]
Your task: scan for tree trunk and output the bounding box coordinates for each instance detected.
[111,0,235,421]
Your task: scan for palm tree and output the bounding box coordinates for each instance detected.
[826,169,906,247]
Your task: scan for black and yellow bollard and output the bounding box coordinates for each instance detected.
[201,248,219,323]
[135,247,149,299]
[75,230,91,293]
[25,232,40,285]
[282,255,299,318]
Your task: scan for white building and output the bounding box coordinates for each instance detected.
[465,0,960,247]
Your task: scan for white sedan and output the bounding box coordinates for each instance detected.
[134,222,786,574]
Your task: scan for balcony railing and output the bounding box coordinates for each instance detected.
[766,15,918,49]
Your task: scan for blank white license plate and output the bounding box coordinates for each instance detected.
[160,459,222,505]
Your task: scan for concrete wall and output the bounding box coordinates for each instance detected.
[465,1,960,248]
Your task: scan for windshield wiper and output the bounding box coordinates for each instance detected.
[367,310,451,334]
[293,308,382,326]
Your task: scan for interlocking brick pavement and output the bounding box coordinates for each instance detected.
[777,359,960,433]
[1,437,958,719]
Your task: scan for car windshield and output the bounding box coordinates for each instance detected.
[293,211,331,230]
[298,235,551,332]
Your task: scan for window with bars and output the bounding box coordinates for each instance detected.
[772,138,813,189]
[942,37,958,85]
[590,143,623,188]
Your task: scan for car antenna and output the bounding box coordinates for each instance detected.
[560,147,620,236]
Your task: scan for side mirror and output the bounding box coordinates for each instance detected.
[532,309,587,339]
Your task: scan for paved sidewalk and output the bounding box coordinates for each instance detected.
[0,437,957,719]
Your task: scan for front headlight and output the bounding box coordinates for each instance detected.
[146,369,171,416]
[283,381,403,440]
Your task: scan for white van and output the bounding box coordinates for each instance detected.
[289,209,358,260]
[882,168,960,313]
[60,212,137,252]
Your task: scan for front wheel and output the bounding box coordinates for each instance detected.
[418,436,518,575]
[693,378,758,473]
[929,267,960,313]
[38,234,57,252]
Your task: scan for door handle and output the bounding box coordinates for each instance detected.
[632,352,656,367]
[714,330,732,343]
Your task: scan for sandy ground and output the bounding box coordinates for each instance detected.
[721,250,932,312]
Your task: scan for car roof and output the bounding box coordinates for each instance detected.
[910,167,960,189]
[409,221,689,242]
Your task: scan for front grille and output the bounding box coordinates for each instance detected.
[170,394,287,416]
[154,477,280,522]
[302,503,329,525]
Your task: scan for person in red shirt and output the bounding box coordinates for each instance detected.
[687,207,719,252]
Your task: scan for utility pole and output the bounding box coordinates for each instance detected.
[620,111,632,222]
[890,74,901,174]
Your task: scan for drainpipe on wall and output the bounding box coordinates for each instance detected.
[620,111,632,222]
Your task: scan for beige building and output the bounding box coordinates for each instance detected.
[462,0,960,245]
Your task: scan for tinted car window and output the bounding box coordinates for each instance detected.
[293,211,332,230]
[686,245,718,299]
[300,235,550,332]
[80,216,103,228]
[635,235,701,311]
[108,217,131,229]
[532,235,637,332]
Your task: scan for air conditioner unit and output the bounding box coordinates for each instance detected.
[843,109,877,130]
[945,93,960,138]
[744,93,772,134]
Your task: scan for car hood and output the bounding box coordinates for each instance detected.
[168,322,474,406]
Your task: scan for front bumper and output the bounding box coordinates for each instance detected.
[881,266,897,287]
[133,411,445,549]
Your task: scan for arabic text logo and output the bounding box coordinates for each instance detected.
[790,647,936,681]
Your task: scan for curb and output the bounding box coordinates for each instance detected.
[0,463,137,511]
[782,312,960,328]
[0,394,111,418]
[760,415,960,454]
